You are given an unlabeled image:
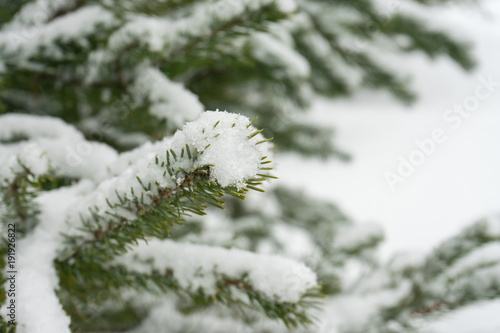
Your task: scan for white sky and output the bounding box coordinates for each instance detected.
[278,0,500,258]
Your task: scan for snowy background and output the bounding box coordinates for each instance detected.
[279,0,500,260]
[278,0,500,331]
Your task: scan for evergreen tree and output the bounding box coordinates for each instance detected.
[1,1,496,332]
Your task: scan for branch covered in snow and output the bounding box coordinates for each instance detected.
[113,239,319,327]
[0,113,118,182]
[59,111,274,262]
[43,111,321,329]
[332,216,500,333]
[37,111,322,328]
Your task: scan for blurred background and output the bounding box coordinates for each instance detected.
[280,0,500,258]
[276,0,500,331]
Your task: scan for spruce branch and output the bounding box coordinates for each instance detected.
[58,240,322,329]
[52,111,324,329]
[56,110,276,269]
[0,160,53,235]
[370,217,500,329]
[47,0,88,23]
[58,165,247,263]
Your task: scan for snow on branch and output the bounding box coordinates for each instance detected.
[60,111,275,261]
[250,32,310,80]
[0,143,51,183]
[444,243,500,280]
[0,5,117,59]
[0,113,118,182]
[418,218,500,311]
[112,238,320,328]
[129,297,285,333]
[1,181,94,333]
[333,222,384,254]
[0,113,115,234]
[116,238,317,303]
[107,0,295,58]
[130,66,203,128]
[68,110,271,223]
[422,216,500,279]
[381,216,500,321]
[0,113,82,142]
[3,0,73,27]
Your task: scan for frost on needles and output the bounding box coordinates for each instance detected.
[0,111,320,333]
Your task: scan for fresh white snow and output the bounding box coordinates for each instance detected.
[1,181,94,333]
[0,113,118,181]
[251,32,310,80]
[131,66,203,128]
[0,5,116,59]
[116,238,317,303]
[65,110,270,237]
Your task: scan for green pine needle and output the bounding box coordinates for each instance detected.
[247,116,258,128]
